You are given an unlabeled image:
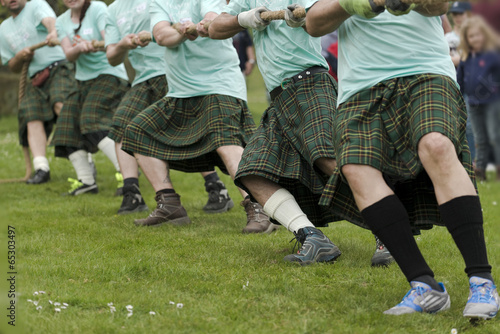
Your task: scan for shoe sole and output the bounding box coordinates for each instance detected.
[241,223,280,234]
[285,247,342,266]
[371,254,395,267]
[117,205,149,215]
[134,216,192,227]
[202,199,235,214]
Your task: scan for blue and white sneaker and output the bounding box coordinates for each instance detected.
[384,281,450,315]
[463,276,499,319]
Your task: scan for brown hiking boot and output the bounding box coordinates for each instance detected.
[241,198,279,234]
[134,193,191,227]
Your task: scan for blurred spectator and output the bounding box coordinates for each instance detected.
[232,29,256,77]
[447,2,476,161]
[472,0,500,34]
[321,31,338,81]
[457,16,500,181]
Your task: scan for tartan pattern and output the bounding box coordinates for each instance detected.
[108,75,167,143]
[122,94,256,174]
[320,74,474,230]
[235,72,341,227]
[52,75,129,157]
[17,62,76,146]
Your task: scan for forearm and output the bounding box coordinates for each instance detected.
[106,43,128,66]
[41,17,56,34]
[209,13,244,39]
[305,0,351,37]
[153,21,186,48]
[60,37,81,62]
[8,54,26,73]
[414,3,448,17]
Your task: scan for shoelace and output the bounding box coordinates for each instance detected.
[288,234,305,254]
[470,282,492,303]
[67,178,83,193]
[208,190,221,203]
[401,285,427,303]
[115,172,124,189]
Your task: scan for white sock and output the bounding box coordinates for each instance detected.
[263,188,314,233]
[97,137,120,172]
[68,150,95,185]
[33,156,49,172]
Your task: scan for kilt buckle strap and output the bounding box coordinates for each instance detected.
[269,66,327,101]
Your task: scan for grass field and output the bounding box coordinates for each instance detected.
[1,69,500,334]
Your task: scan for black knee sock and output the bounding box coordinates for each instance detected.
[156,188,175,196]
[440,196,493,281]
[203,172,220,183]
[361,195,439,288]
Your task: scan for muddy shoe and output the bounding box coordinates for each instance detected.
[241,198,279,234]
[134,192,191,227]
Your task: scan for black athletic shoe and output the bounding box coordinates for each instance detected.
[26,169,50,185]
[118,185,149,215]
[67,178,98,196]
[203,180,234,214]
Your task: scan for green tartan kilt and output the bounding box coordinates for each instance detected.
[122,94,256,174]
[235,72,341,227]
[18,62,76,146]
[52,74,129,157]
[320,74,474,230]
[108,75,167,143]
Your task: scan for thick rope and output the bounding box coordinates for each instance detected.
[92,32,152,49]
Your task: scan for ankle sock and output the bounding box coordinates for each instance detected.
[413,275,443,292]
[33,156,50,172]
[203,172,219,183]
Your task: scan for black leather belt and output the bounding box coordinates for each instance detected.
[31,60,67,79]
[269,66,328,101]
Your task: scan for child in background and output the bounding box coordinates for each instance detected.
[457,16,500,181]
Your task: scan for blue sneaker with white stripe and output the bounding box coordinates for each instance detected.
[463,276,499,320]
[384,281,450,315]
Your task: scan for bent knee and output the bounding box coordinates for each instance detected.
[418,132,456,162]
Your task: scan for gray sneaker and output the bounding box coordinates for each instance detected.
[463,276,499,320]
[371,235,394,267]
[384,282,450,315]
[283,227,341,265]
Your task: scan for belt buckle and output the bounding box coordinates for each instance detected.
[280,78,292,90]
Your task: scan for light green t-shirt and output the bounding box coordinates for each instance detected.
[105,0,166,87]
[224,0,327,92]
[56,1,128,81]
[337,11,457,105]
[0,0,66,77]
[150,0,246,100]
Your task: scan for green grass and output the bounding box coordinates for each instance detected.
[1,69,500,334]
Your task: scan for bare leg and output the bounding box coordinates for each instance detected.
[240,175,282,206]
[116,141,139,179]
[27,120,47,158]
[418,132,476,204]
[53,102,63,117]
[314,157,337,176]
[134,153,173,192]
[342,164,394,211]
[216,145,248,198]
